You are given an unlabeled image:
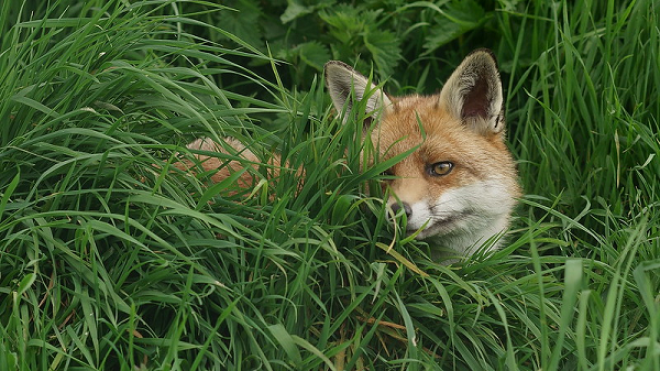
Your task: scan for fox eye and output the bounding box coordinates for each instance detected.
[428,161,453,176]
[382,168,394,177]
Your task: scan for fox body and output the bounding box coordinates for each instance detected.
[178,49,520,259]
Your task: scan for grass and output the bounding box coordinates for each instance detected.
[1,0,659,370]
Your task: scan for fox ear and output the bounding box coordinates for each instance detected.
[325,61,392,123]
[439,49,505,135]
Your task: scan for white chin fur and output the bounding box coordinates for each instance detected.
[405,180,515,255]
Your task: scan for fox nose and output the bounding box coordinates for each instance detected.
[390,202,412,219]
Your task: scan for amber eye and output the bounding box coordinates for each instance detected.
[428,161,454,176]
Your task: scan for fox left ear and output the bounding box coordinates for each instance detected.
[439,49,505,135]
[325,60,392,124]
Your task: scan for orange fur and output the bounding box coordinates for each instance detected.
[376,95,520,206]
[173,138,283,193]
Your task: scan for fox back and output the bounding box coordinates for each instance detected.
[179,49,520,260]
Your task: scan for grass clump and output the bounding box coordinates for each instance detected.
[1,0,659,370]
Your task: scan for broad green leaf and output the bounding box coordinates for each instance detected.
[297,41,331,71]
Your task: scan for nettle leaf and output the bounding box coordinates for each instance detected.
[281,0,335,23]
[364,29,402,77]
[359,9,385,25]
[218,2,264,49]
[424,22,465,52]
[320,6,382,46]
[319,5,366,45]
[271,39,291,60]
[281,0,312,23]
[446,0,486,27]
[423,0,488,53]
[296,41,331,71]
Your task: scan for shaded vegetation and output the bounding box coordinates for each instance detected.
[1,0,659,370]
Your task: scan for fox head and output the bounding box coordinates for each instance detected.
[325,49,520,257]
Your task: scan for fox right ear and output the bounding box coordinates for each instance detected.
[439,49,505,136]
[324,61,392,123]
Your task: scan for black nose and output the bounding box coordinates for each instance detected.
[390,202,412,218]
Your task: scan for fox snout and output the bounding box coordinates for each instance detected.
[389,201,412,219]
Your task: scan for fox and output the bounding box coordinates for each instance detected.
[175,49,520,259]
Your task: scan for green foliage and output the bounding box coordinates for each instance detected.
[209,0,501,90]
[1,0,659,370]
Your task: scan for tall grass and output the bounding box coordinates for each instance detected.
[1,0,659,370]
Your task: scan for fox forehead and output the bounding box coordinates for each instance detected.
[373,94,510,167]
[376,95,453,145]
